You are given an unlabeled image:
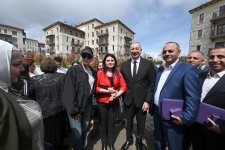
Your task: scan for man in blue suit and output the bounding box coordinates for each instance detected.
[152,42,201,150]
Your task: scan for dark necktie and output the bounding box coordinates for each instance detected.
[133,60,137,78]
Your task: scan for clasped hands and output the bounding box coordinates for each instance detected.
[108,87,119,101]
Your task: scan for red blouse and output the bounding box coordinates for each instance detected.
[95,69,127,103]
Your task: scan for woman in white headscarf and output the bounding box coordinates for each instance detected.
[0,40,44,150]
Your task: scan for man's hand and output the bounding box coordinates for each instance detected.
[171,115,182,125]
[142,102,149,112]
[207,117,221,134]
[74,114,81,122]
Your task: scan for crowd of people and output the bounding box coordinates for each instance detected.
[0,39,225,150]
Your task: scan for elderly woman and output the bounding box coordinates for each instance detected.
[0,40,44,150]
[29,57,68,150]
[62,46,96,150]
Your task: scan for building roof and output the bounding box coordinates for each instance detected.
[75,18,104,27]
[26,38,38,42]
[95,19,135,34]
[189,0,220,14]
[43,21,84,33]
[0,23,24,31]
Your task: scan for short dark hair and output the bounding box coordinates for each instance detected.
[164,42,181,51]
[54,56,63,62]
[40,57,57,73]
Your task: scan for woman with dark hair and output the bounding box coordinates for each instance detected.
[29,57,68,150]
[95,53,127,150]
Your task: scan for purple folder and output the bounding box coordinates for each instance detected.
[196,102,225,125]
[161,99,184,120]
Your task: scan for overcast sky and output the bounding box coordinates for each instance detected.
[0,0,207,59]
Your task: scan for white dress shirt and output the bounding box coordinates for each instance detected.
[131,57,140,77]
[154,59,179,106]
[201,70,225,101]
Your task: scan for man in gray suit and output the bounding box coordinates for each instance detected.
[120,42,155,150]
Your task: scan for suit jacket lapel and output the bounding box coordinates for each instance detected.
[162,61,182,88]
[203,74,225,101]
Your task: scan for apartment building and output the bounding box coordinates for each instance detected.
[0,23,26,51]
[25,38,39,52]
[43,21,85,56]
[75,18,135,60]
[189,0,225,56]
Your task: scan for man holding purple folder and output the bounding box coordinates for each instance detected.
[194,47,225,150]
[152,42,201,150]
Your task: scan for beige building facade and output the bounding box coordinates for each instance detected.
[43,18,135,60]
[75,18,134,60]
[189,0,225,56]
[43,21,85,56]
[25,38,39,52]
[0,24,26,51]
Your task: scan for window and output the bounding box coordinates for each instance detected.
[92,40,94,45]
[0,28,1,33]
[112,45,114,51]
[70,30,73,35]
[92,32,94,37]
[113,36,114,41]
[67,37,68,42]
[12,30,17,35]
[197,45,201,51]
[197,30,202,38]
[217,24,225,35]
[215,42,224,48]
[220,5,225,15]
[92,24,94,28]
[199,13,204,23]
[113,26,115,32]
[121,28,122,33]
[4,29,7,34]
[67,46,68,51]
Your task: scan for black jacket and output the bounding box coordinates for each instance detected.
[62,64,96,117]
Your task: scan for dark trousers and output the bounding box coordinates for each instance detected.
[98,100,119,144]
[153,105,184,150]
[124,100,147,144]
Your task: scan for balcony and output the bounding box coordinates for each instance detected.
[98,30,109,37]
[211,10,225,23]
[0,34,12,43]
[46,35,55,46]
[98,40,109,45]
[71,40,84,46]
[124,36,132,47]
[210,30,225,40]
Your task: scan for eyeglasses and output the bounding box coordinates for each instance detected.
[81,53,92,59]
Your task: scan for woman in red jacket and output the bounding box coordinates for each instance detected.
[95,53,127,150]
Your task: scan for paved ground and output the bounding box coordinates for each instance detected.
[85,114,155,150]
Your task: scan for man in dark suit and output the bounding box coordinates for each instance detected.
[195,47,225,150]
[153,42,201,150]
[120,42,155,150]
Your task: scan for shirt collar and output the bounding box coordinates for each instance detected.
[131,57,141,64]
[163,59,179,70]
[208,70,225,78]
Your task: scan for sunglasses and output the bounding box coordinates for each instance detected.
[162,49,174,54]
[81,53,92,59]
